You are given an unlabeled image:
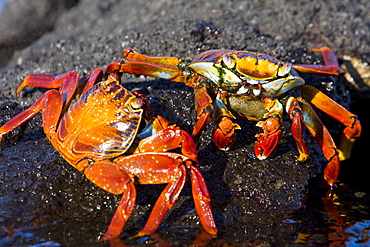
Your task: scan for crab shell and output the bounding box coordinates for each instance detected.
[57,78,145,166]
[189,49,305,99]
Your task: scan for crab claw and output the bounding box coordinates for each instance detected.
[254,116,282,159]
[213,116,240,150]
[254,130,282,160]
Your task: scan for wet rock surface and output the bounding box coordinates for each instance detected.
[0,0,369,246]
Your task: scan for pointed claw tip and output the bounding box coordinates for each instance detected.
[129,231,147,240]
[96,235,108,243]
[296,154,309,162]
[329,182,337,189]
[254,145,268,160]
[256,155,267,160]
[208,228,218,237]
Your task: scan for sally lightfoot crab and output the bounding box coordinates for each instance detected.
[0,68,217,240]
[106,47,361,187]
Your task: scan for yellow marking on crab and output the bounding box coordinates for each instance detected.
[190,62,221,83]
[262,98,283,119]
[155,71,174,79]
[236,56,279,79]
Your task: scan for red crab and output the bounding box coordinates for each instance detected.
[0,68,217,240]
[106,47,361,187]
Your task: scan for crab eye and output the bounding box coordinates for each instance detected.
[277,63,292,77]
[222,54,233,68]
[131,97,144,109]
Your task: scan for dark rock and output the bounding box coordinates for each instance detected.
[0,0,79,67]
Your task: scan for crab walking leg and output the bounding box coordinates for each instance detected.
[134,162,217,238]
[17,72,79,103]
[113,152,217,238]
[0,70,106,142]
[106,58,185,83]
[285,97,310,162]
[135,165,187,237]
[79,160,137,240]
[302,85,361,160]
[0,92,46,141]
[192,87,214,145]
[292,47,344,76]
[16,73,64,95]
[122,48,181,66]
[298,99,341,186]
[133,121,217,236]
[0,71,79,141]
[0,81,75,142]
[189,165,217,236]
[135,118,198,161]
[104,183,136,240]
[79,68,104,95]
[107,49,201,87]
[312,47,341,68]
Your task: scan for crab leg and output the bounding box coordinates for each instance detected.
[0,73,80,141]
[80,68,104,95]
[189,165,216,236]
[110,58,184,82]
[0,69,105,142]
[16,73,66,95]
[135,118,216,231]
[302,85,361,160]
[104,182,136,240]
[192,87,214,145]
[136,164,217,238]
[78,159,136,240]
[298,99,341,187]
[285,97,310,162]
[16,71,80,104]
[0,91,54,141]
[135,164,187,238]
[122,48,180,66]
[292,47,345,76]
[107,49,203,88]
[106,49,185,83]
[114,152,216,237]
[135,117,198,161]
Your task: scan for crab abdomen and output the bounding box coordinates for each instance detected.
[226,95,268,121]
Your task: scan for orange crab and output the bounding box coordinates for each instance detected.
[106,47,361,187]
[0,68,217,240]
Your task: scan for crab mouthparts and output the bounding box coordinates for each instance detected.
[236,85,262,96]
[236,77,267,96]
